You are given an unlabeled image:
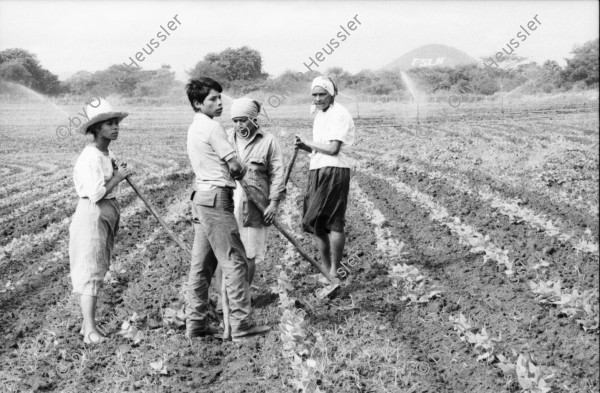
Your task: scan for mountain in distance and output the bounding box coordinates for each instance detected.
[383,43,478,71]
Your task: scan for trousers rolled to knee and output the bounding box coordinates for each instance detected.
[69,198,120,296]
[185,187,253,332]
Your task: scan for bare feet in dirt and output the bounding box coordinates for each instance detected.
[83,330,107,345]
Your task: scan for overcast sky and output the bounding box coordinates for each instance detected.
[0,0,598,82]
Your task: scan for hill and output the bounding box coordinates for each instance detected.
[384,43,478,71]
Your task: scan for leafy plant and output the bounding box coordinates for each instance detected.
[515,354,553,393]
[530,280,599,332]
[449,313,500,362]
[389,263,441,304]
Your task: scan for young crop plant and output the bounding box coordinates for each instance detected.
[449,313,500,362]
[496,351,554,393]
[530,280,599,332]
[389,263,441,304]
[274,182,323,393]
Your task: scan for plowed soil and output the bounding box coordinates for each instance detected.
[0,104,598,393]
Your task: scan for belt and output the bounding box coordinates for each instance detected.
[190,187,234,201]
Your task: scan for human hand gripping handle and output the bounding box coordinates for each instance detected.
[239,180,334,283]
[263,201,279,224]
[230,163,248,181]
[294,134,312,153]
[111,158,192,258]
[111,158,133,182]
[114,165,133,181]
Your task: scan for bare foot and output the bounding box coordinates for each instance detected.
[83,330,107,345]
[329,270,340,280]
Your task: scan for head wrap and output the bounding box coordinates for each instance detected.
[311,76,336,97]
[310,76,337,114]
[231,97,261,119]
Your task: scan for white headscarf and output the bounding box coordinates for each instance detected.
[231,97,261,119]
[310,76,337,114]
[311,76,336,96]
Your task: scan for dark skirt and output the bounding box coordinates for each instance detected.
[302,167,350,235]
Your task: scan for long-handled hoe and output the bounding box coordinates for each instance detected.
[125,177,192,259]
[122,156,338,341]
[221,147,340,340]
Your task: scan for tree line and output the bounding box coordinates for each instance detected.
[0,39,597,98]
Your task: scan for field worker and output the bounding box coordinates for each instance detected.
[294,76,355,279]
[227,97,286,285]
[69,98,132,344]
[184,77,270,340]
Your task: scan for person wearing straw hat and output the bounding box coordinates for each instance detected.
[295,76,355,280]
[69,98,132,344]
[184,77,270,340]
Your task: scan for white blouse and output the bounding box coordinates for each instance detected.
[73,146,119,203]
[309,102,356,170]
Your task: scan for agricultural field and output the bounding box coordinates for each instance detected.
[0,95,598,393]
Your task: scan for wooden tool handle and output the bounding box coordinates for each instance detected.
[126,177,192,258]
[239,180,332,282]
[283,147,299,186]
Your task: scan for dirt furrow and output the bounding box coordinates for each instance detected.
[352,170,598,392]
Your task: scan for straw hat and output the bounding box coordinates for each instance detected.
[78,98,128,134]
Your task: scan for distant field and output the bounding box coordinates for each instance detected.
[0,95,598,392]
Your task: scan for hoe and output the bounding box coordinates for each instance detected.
[220,147,340,340]
[124,147,339,341]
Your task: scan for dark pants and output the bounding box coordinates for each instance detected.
[184,187,253,333]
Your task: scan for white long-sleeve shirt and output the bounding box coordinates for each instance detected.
[73,146,119,203]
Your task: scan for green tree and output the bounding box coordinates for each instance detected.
[345,69,376,91]
[408,67,453,93]
[64,71,97,95]
[0,60,33,86]
[470,74,499,95]
[535,60,563,92]
[563,38,599,86]
[91,64,141,97]
[326,67,352,89]
[0,48,63,95]
[64,64,181,98]
[189,46,268,91]
[134,65,177,96]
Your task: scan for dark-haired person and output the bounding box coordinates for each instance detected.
[295,76,355,280]
[69,99,132,344]
[184,77,270,340]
